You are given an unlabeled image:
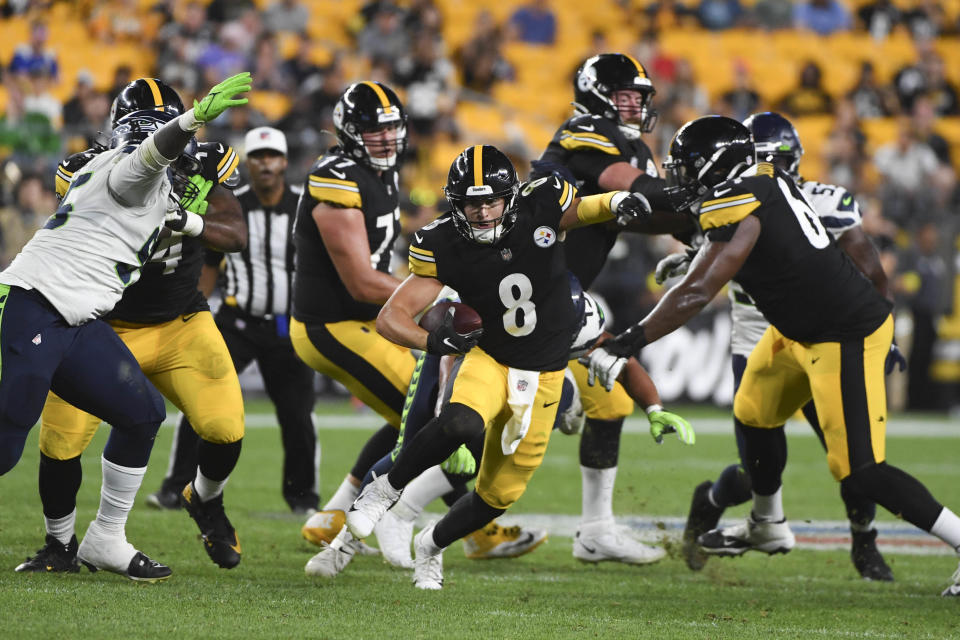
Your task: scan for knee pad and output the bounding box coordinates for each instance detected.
[438,402,485,444]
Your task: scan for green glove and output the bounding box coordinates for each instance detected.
[193,72,252,123]
[648,409,695,445]
[182,174,214,215]
[441,444,477,475]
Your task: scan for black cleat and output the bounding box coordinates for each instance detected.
[124,552,172,582]
[146,488,183,510]
[15,534,81,573]
[682,480,724,571]
[181,482,242,569]
[851,529,894,582]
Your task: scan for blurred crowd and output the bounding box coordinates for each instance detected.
[1,0,958,411]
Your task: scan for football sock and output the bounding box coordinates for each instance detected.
[38,453,82,519]
[580,465,616,524]
[840,480,877,531]
[579,418,623,468]
[397,465,455,518]
[350,424,398,481]
[711,463,752,508]
[739,422,787,495]
[752,487,785,522]
[193,470,228,502]
[421,523,443,555]
[198,438,241,481]
[323,477,360,512]
[96,456,146,536]
[388,417,462,489]
[328,524,354,551]
[46,509,77,546]
[930,507,960,551]
[433,491,504,548]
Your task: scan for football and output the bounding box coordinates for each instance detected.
[419,301,482,335]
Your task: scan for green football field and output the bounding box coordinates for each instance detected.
[1,399,959,639]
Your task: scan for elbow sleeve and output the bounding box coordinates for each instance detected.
[629,174,671,212]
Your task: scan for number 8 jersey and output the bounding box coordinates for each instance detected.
[700,162,891,343]
[409,177,579,371]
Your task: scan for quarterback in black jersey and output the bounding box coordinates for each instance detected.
[532,53,693,565]
[19,78,250,576]
[584,116,960,595]
[345,144,652,589]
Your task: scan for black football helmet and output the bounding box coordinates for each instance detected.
[110,78,184,127]
[743,111,804,178]
[444,145,520,245]
[574,53,657,138]
[662,116,754,212]
[333,81,408,171]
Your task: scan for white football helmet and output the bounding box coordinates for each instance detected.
[569,292,606,359]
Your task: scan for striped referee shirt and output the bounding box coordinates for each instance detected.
[210,182,302,318]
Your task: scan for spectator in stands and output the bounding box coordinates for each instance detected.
[793,0,852,35]
[8,20,58,82]
[197,22,249,86]
[507,0,557,45]
[107,64,133,100]
[642,0,698,34]
[404,0,443,35]
[392,30,457,136]
[281,32,324,91]
[777,60,833,116]
[697,0,744,31]
[856,0,901,40]
[62,70,98,129]
[752,0,794,30]
[155,1,213,91]
[912,94,954,169]
[357,4,409,62]
[894,45,959,115]
[718,60,760,121]
[88,0,145,43]
[823,98,868,191]
[206,0,254,24]
[0,174,55,268]
[903,0,951,40]
[251,35,293,94]
[456,10,514,96]
[263,0,309,34]
[847,60,897,119]
[655,58,709,153]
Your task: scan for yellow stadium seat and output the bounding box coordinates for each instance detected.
[456,99,509,144]
[250,91,292,123]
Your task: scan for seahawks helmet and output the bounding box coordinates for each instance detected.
[574,53,657,138]
[444,145,520,245]
[743,111,804,178]
[661,116,754,212]
[333,81,408,171]
[110,78,184,127]
[570,292,606,359]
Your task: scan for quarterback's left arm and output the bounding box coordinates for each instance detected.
[197,184,247,252]
[560,190,652,231]
[837,226,890,302]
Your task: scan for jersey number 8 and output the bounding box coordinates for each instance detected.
[499,273,537,337]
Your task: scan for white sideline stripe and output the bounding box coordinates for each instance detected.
[171,413,960,438]
[439,513,958,556]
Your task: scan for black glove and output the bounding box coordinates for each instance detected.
[611,191,653,226]
[425,308,482,356]
[603,323,649,359]
[885,340,907,374]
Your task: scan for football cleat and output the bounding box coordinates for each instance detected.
[374,508,415,569]
[305,528,356,578]
[77,521,171,582]
[146,488,183,510]
[346,474,401,540]
[682,480,724,571]
[941,562,960,597]
[413,525,443,590]
[15,534,80,573]
[851,529,893,582]
[573,521,666,565]
[181,482,241,569]
[698,514,795,556]
[463,521,547,560]
[302,509,347,547]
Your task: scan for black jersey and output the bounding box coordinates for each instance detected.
[700,163,892,342]
[408,176,579,371]
[532,114,660,288]
[108,141,240,324]
[292,149,400,324]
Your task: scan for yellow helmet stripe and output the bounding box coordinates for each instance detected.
[144,78,165,110]
[625,54,646,78]
[362,81,391,108]
[472,145,484,187]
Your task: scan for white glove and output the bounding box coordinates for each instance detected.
[165,196,205,237]
[579,346,627,392]
[655,252,691,285]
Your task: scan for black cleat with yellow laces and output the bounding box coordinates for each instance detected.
[15,534,81,573]
[181,482,242,569]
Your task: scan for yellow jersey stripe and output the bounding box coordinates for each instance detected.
[55,175,70,199]
[144,78,164,109]
[217,150,239,182]
[363,81,391,108]
[473,145,483,187]
[309,184,362,208]
[757,162,774,177]
[700,200,760,230]
[58,166,74,178]
[409,246,434,258]
[700,195,757,213]
[217,147,235,171]
[409,255,438,278]
[559,136,620,155]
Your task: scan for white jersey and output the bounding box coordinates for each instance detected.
[729,179,862,356]
[0,143,172,325]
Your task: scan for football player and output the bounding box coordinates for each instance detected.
[582,116,960,597]
[1,72,251,581]
[674,112,899,580]
[15,77,249,576]
[530,53,695,564]
[291,82,414,550]
[344,144,652,589]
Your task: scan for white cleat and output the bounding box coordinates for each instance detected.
[413,524,444,590]
[346,474,401,540]
[375,508,415,569]
[305,527,356,578]
[573,520,666,565]
[698,514,796,557]
[941,562,960,597]
[77,520,171,582]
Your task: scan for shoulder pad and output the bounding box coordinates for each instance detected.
[558,115,620,156]
[698,179,762,232]
[520,175,577,212]
[307,153,364,209]
[197,142,240,186]
[55,149,100,199]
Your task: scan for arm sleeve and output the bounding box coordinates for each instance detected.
[106,136,173,207]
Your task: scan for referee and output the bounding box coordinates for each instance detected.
[147,127,320,514]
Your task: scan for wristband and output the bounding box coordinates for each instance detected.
[645,404,663,415]
[181,210,205,236]
[178,108,203,132]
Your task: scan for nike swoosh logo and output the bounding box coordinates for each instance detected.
[714,188,732,197]
[330,169,346,179]
[812,357,820,363]
[581,543,596,554]
[414,233,423,243]
[442,337,459,350]
[578,124,595,132]
[543,400,559,408]
[182,312,198,323]
[510,533,534,549]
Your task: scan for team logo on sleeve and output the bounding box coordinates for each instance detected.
[533,226,557,248]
